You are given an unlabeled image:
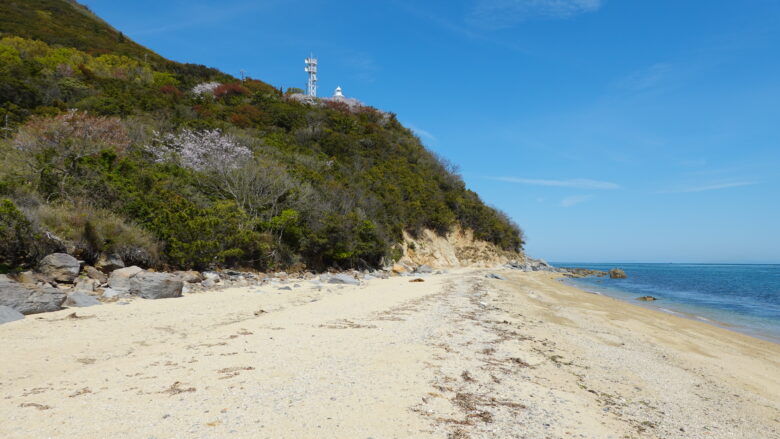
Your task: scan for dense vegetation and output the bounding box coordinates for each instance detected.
[0,0,524,272]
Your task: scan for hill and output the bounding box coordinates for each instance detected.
[0,0,524,272]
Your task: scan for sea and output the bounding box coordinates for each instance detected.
[553,263,780,343]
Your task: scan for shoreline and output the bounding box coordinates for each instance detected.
[1,268,778,438]
[558,276,780,345]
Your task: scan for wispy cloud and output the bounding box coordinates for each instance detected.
[129,1,271,36]
[560,194,593,207]
[662,181,756,193]
[616,63,673,91]
[468,0,603,29]
[406,124,437,142]
[492,177,619,190]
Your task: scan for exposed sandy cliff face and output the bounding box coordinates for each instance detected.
[399,226,523,268]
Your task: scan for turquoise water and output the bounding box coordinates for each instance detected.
[553,263,780,343]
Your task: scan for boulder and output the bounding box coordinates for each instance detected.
[609,268,627,279]
[176,270,203,283]
[64,291,101,307]
[415,265,433,274]
[637,296,657,302]
[486,273,506,280]
[327,273,360,286]
[201,278,216,288]
[37,253,81,283]
[95,253,124,273]
[126,272,183,299]
[14,271,39,284]
[108,266,144,291]
[101,288,127,300]
[0,274,66,314]
[391,264,407,274]
[84,266,107,284]
[73,278,98,293]
[108,268,182,299]
[0,305,24,324]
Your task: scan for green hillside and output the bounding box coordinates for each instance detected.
[0,0,524,272]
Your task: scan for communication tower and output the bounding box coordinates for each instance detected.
[304,55,318,97]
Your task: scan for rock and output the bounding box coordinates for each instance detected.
[125,272,183,299]
[73,278,98,293]
[107,266,144,291]
[84,266,107,284]
[0,274,66,314]
[37,253,81,283]
[101,288,127,300]
[278,286,293,291]
[108,268,182,299]
[64,291,101,307]
[95,253,124,273]
[391,263,407,274]
[327,273,360,286]
[201,278,216,288]
[609,268,627,279]
[486,273,506,280]
[409,278,425,283]
[637,296,657,301]
[0,305,24,324]
[202,272,220,282]
[415,265,433,274]
[176,270,203,283]
[14,271,39,284]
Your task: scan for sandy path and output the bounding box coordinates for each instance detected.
[1,270,778,438]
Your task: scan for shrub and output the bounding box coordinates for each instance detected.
[28,202,161,266]
[0,198,36,270]
[213,83,250,99]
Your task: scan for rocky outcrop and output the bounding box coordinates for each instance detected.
[400,226,520,268]
[84,266,108,284]
[0,275,66,314]
[637,296,657,302]
[37,253,81,283]
[609,268,627,279]
[0,305,25,324]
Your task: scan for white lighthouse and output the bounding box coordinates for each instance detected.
[333,86,344,98]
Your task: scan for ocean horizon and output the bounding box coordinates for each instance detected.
[553,262,780,343]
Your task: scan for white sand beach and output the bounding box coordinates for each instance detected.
[1,269,778,438]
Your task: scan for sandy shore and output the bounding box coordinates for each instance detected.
[1,269,778,438]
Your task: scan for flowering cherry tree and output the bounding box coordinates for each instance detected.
[146,129,251,172]
[191,81,221,96]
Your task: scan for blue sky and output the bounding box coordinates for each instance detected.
[81,0,780,263]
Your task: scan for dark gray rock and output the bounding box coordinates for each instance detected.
[0,274,66,314]
[609,268,627,279]
[327,273,360,286]
[64,291,101,307]
[486,273,506,280]
[0,305,24,324]
[95,253,125,273]
[38,253,80,283]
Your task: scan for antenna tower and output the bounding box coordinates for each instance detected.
[304,55,317,97]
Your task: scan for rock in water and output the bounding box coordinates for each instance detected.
[0,305,24,324]
[327,273,360,285]
[637,296,657,301]
[64,292,101,307]
[609,268,627,279]
[37,253,80,283]
[0,275,66,314]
